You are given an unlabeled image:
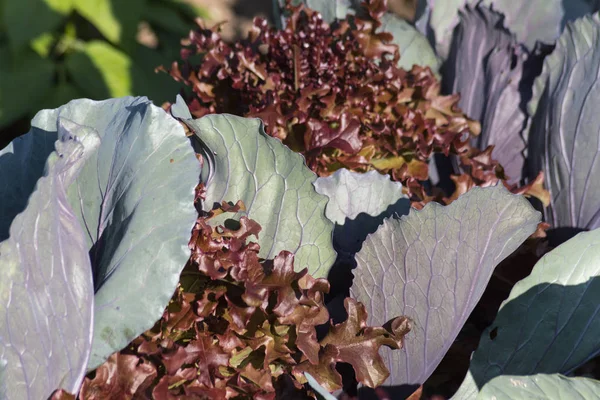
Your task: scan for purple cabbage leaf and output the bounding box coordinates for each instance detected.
[0,119,97,400]
[378,12,441,74]
[442,4,528,184]
[350,184,540,386]
[314,168,410,265]
[313,168,410,328]
[0,97,200,398]
[478,374,600,400]
[421,0,595,60]
[526,13,600,230]
[453,228,600,398]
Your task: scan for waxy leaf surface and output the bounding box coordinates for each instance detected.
[0,359,6,398]
[0,120,97,399]
[172,99,336,278]
[1,96,200,387]
[477,374,600,400]
[422,0,593,59]
[377,12,440,74]
[443,4,526,184]
[454,228,600,398]
[314,168,409,262]
[527,14,600,229]
[44,97,199,369]
[351,185,541,385]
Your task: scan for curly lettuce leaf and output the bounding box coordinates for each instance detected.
[277,0,440,73]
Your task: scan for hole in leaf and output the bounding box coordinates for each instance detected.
[224,218,241,230]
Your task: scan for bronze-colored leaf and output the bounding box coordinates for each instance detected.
[79,353,157,400]
[320,298,411,388]
[161,333,229,386]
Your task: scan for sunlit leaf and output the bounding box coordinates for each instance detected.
[527,13,600,229]
[66,41,131,99]
[454,228,600,398]
[477,374,600,400]
[351,185,540,385]
[172,98,336,278]
[0,119,97,400]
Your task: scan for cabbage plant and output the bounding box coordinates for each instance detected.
[0,94,544,399]
[0,97,200,399]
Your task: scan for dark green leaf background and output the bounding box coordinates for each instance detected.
[0,0,207,146]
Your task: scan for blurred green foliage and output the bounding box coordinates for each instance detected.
[0,0,207,136]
